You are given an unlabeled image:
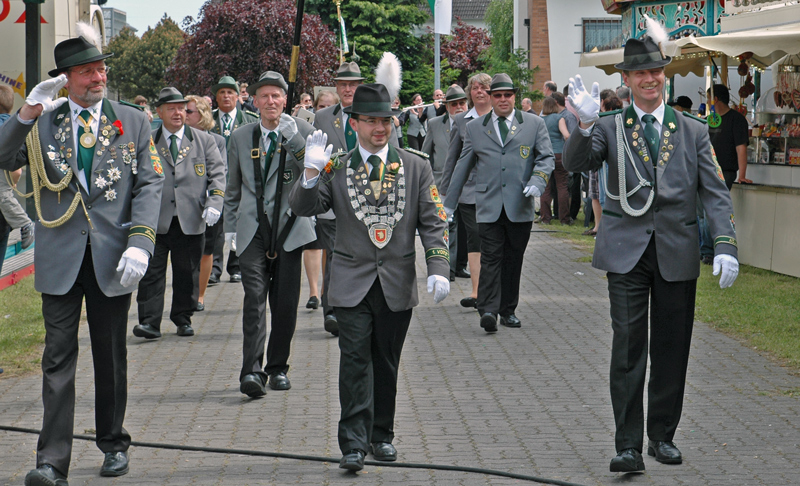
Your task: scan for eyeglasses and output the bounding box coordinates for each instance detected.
[185,109,196,114]
[491,92,514,99]
[74,66,110,77]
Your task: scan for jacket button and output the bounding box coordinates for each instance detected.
[502,150,506,155]
[172,171,175,175]
[378,260,383,266]
[81,230,86,235]
[654,207,660,212]
[646,229,653,234]
[86,205,91,210]
[502,167,506,171]
[171,200,175,203]
[502,183,506,187]
[174,184,178,188]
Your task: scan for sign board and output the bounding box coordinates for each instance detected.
[726,0,792,15]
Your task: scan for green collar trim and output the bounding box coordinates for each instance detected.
[53,102,71,126]
[624,105,638,128]
[663,105,677,133]
[348,144,399,170]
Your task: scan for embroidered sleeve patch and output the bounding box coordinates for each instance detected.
[294,147,305,160]
[710,145,724,182]
[533,170,550,185]
[149,138,163,176]
[129,225,156,245]
[429,185,441,203]
[210,189,225,197]
[425,247,449,262]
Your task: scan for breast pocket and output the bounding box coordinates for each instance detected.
[475,183,487,193]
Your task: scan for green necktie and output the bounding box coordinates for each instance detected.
[222,113,232,141]
[77,109,94,191]
[345,115,357,151]
[169,134,179,161]
[498,116,509,144]
[263,131,278,186]
[367,154,384,194]
[642,114,659,162]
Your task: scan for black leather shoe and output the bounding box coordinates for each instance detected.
[609,448,645,473]
[455,268,471,278]
[100,451,129,477]
[339,449,366,471]
[306,296,319,309]
[229,273,242,283]
[449,271,456,282]
[648,440,682,464]
[324,313,339,336]
[132,323,161,339]
[240,374,267,398]
[268,372,291,390]
[176,324,194,337]
[25,464,68,486]
[480,313,498,333]
[208,274,220,286]
[369,442,397,462]
[196,302,205,312]
[460,296,477,308]
[500,314,521,328]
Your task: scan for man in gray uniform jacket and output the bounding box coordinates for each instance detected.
[132,88,226,339]
[0,35,163,485]
[563,35,740,473]
[290,83,450,471]
[443,73,554,333]
[224,71,316,397]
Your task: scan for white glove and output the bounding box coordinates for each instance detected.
[225,232,237,252]
[523,185,541,198]
[443,206,455,223]
[427,275,450,304]
[25,74,68,114]
[116,247,149,287]
[567,75,601,125]
[712,254,739,289]
[278,113,298,140]
[202,207,221,226]
[304,130,333,172]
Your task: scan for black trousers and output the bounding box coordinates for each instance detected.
[315,218,336,318]
[606,237,696,453]
[238,231,302,381]
[137,217,203,330]
[335,278,412,454]
[38,245,132,476]
[477,208,532,317]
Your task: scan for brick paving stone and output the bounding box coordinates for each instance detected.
[1,231,799,485]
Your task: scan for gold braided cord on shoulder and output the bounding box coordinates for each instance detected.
[8,121,93,229]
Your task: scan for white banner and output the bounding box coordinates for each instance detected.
[434,0,452,35]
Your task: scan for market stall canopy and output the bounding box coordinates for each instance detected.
[674,23,800,68]
[579,43,710,77]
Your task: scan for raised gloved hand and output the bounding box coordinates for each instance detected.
[25,74,68,114]
[116,247,149,287]
[202,207,221,226]
[304,130,333,173]
[712,254,739,289]
[278,113,298,140]
[427,275,450,304]
[568,75,601,125]
[523,185,541,198]
[225,232,237,252]
[443,206,455,223]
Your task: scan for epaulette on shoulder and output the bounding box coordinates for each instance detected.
[682,111,707,124]
[403,147,429,159]
[118,100,145,111]
[245,109,260,117]
[598,108,623,118]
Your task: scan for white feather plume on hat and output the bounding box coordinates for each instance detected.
[644,15,670,59]
[375,52,402,102]
[77,21,103,53]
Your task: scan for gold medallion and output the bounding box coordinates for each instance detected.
[80,132,96,148]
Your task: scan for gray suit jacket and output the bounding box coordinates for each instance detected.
[563,104,738,281]
[439,111,478,204]
[152,125,226,235]
[0,99,164,296]
[420,113,452,186]
[209,131,228,166]
[289,145,450,311]
[444,109,554,223]
[223,117,316,253]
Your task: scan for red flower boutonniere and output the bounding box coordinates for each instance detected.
[113,120,124,136]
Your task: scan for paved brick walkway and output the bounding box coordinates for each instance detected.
[1,231,799,485]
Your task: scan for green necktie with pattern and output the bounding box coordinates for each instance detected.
[77,109,94,192]
[367,154,384,194]
[641,114,659,163]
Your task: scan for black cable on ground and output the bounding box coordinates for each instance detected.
[0,424,588,486]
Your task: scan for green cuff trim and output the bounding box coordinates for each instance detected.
[294,148,305,160]
[210,189,225,197]
[129,225,156,245]
[533,170,549,185]
[714,236,737,248]
[425,248,449,262]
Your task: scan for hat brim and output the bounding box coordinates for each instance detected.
[614,56,672,71]
[343,105,400,118]
[212,83,239,96]
[48,52,113,78]
[155,98,188,107]
[446,95,467,102]
[489,87,519,93]
[247,79,288,96]
[334,76,365,81]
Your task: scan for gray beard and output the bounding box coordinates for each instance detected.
[74,87,106,105]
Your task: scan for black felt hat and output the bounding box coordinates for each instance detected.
[614,36,671,71]
[343,84,400,117]
[49,36,113,77]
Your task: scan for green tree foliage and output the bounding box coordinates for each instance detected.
[420,18,491,88]
[482,0,539,100]
[106,16,185,102]
[166,0,337,104]
[307,0,431,104]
